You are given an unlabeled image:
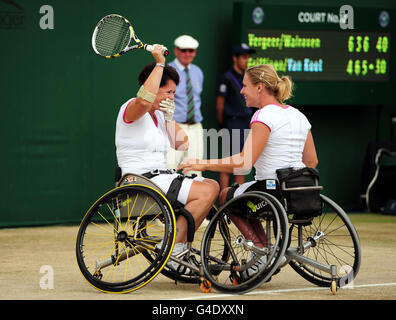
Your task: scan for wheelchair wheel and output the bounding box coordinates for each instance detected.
[76,184,176,293]
[201,191,289,294]
[288,194,361,288]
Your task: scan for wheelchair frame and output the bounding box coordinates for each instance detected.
[75,172,361,295]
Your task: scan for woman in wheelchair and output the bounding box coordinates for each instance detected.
[116,45,219,274]
[179,64,318,277]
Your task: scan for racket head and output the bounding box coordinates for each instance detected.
[92,14,139,58]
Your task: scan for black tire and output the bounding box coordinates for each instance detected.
[76,184,176,293]
[288,194,361,288]
[201,191,289,294]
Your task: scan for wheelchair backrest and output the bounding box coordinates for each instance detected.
[276,167,323,219]
[117,173,165,194]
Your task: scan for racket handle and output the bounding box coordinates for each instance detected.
[145,44,169,57]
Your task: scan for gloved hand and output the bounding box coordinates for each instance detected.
[159,98,175,122]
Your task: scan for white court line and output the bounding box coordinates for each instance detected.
[171,282,396,300]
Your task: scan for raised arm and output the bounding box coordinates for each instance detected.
[124,45,166,122]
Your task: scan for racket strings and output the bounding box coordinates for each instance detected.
[95,17,131,56]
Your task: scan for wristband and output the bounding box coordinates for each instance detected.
[156,63,165,68]
[136,85,156,103]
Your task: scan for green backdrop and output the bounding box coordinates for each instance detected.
[1,0,395,227]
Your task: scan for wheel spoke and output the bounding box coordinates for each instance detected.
[288,195,361,287]
[76,185,176,293]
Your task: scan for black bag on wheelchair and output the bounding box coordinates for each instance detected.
[276,167,323,219]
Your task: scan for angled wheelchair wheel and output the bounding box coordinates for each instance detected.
[201,191,289,294]
[288,194,361,288]
[75,184,176,293]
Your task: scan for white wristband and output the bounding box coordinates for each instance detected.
[156,63,165,68]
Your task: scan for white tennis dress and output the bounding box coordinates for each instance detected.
[234,103,311,197]
[115,98,204,204]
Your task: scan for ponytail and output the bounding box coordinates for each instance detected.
[246,64,293,103]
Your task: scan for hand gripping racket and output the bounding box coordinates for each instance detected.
[92,14,168,59]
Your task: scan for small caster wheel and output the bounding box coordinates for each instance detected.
[200,279,212,293]
[331,280,337,295]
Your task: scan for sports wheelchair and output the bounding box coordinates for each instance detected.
[75,168,361,295]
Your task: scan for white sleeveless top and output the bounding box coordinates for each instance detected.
[250,104,311,180]
[115,98,170,175]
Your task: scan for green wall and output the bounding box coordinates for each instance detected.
[1,0,395,227]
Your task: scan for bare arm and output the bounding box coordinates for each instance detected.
[124,45,166,122]
[302,130,318,168]
[178,122,270,174]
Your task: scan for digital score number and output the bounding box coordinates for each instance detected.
[247,29,391,82]
[346,35,389,77]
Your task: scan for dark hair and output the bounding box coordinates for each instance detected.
[138,62,180,87]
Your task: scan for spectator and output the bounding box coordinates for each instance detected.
[167,35,204,177]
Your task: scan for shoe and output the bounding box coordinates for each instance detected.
[157,242,196,275]
[241,254,287,279]
[241,253,268,278]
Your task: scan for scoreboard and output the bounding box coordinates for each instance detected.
[232,3,394,105]
[247,30,390,82]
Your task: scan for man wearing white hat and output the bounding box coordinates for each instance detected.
[167,35,204,177]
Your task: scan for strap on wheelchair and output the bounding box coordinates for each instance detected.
[226,183,240,202]
[166,175,196,243]
[177,207,196,243]
[164,173,198,206]
[142,169,176,179]
[166,175,184,206]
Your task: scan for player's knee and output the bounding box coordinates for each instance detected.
[201,180,220,203]
[208,179,220,201]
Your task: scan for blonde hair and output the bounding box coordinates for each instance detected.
[246,64,293,103]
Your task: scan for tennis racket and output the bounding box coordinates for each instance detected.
[92,14,168,59]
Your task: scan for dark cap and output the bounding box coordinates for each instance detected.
[232,43,256,55]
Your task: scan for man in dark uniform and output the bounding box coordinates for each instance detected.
[216,43,256,190]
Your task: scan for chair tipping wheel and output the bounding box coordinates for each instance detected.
[331,280,337,295]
